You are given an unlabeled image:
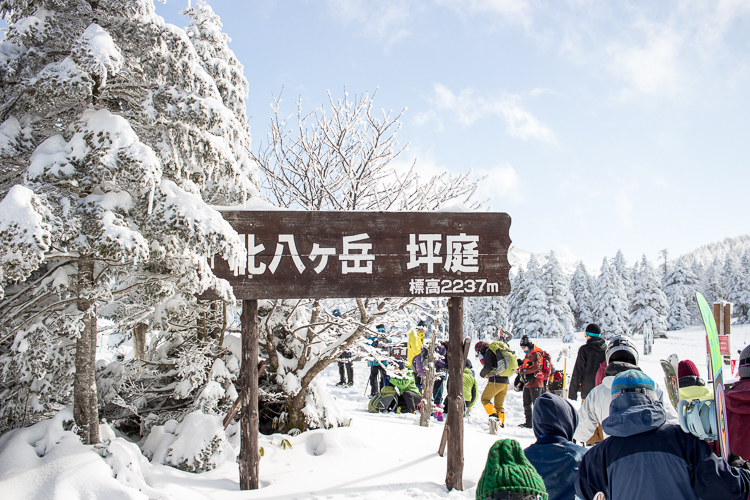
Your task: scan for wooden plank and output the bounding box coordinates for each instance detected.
[445,297,464,491]
[239,300,260,490]
[208,211,511,299]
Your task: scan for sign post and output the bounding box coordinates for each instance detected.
[209,211,512,491]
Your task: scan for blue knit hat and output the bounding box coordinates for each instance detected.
[611,369,658,401]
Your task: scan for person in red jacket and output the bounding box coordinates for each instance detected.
[517,334,544,428]
[726,344,750,461]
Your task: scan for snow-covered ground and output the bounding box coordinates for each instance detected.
[1,325,748,500]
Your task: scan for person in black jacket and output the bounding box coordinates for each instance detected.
[568,323,605,401]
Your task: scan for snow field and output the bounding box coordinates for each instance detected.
[1,326,748,499]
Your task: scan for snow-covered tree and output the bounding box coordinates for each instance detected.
[630,255,668,337]
[737,250,750,323]
[541,251,575,338]
[612,250,633,304]
[702,258,726,306]
[570,261,594,330]
[252,89,485,432]
[512,255,549,337]
[723,254,744,319]
[507,267,527,330]
[0,0,257,440]
[465,296,508,341]
[593,258,629,338]
[663,258,700,330]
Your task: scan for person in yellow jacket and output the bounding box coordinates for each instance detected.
[406,320,427,388]
[677,359,713,401]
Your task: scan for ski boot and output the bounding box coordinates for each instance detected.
[488,413,499,435]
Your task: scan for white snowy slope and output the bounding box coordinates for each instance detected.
[1,326,748,500]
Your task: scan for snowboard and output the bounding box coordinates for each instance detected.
[660,359,679,409]
[667,353,679,374]
[696,292,729,460]
[593,493,606,500]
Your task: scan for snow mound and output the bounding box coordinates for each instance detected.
[141,410,235,473]
[0,407,164,500]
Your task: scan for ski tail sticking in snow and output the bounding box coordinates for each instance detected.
[695,292,730,460]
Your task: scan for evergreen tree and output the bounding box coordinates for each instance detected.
[702,258,726,305]
[593,258,629,338]
[465,296,509,341]
[663,258,700,330]
[0,0,256,440]
[570,261,594,330]
[513,255,548,337]
[723,254,744,318]
[612,250,633,304]
[507,268,527,330]
[731,251,750,323]
[630,255,669,337]
[541,251,575,338]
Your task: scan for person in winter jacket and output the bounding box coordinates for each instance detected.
[524,393,586,500]
[677,359,712,401]
[476,339,516,427]
[518,335,544,428]
[386,362,421,413]
[367,324,390,397]
[337,350,354,386]
[573,336,679,444]
[568,323,606,401]
[412,340,449,405]
[575,369,750,500]
[477,439,549,500]
[446,359,479,416]
[407,320,427,387]
[725,344,750,461]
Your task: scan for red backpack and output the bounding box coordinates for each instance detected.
[539,350,552,379]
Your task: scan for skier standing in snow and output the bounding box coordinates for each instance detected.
[476,332,516,428]
[575,369,750,500]
[573,335,679,445]
[525,393,586,500]
[517,335,545,428]
[725,344,750,461]
[367,324,390,397]
[406,320,427,388]
[677,359,712,401]
[568,323,606,401]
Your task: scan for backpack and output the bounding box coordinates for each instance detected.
[488,341,518,377]
[368,385,398,413]
[539,350,552,379]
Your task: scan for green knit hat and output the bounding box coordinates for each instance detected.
[476,439,548,500]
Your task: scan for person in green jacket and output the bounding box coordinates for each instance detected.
[388,362,421,413]
[464,359,478,410]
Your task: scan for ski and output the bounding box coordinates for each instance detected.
[660,358,679,409]
[696,292,730,460]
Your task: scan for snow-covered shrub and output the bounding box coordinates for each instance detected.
[141,410,234,473]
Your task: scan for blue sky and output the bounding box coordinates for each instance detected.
[9,1,750,268]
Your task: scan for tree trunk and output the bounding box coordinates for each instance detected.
[419,332,439,427]
[73,255,100,445]
[239,299,260,490]
[133,323,147,370]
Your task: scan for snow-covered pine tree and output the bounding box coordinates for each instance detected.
[630,255,668,337]
[0,0,256,440]
[663,257,700,330]
[612,250,633,304]
[702,258,726,306]
[507,267,527,330]
[570,261,594,330]
[593,258,629,338]
[465,296,508,341]
[738,250,750,323]
[513,255,548,337]
[541,251,575,338]
[723,254,744,319]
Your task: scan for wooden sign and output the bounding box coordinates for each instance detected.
[209,211,511,299]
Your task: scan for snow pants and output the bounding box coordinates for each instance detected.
[523,386,544,425]
[481,381,509,421]
[369,365,386,396]
[338,361,353,384]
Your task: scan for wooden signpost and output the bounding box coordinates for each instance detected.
[210,211,512,491]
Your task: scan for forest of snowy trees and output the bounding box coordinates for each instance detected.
[1,0,749,480]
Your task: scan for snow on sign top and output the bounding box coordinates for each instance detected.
[207,211,512,299]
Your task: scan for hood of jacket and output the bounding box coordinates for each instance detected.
[602,391,666,438]
[587,336,606,349]
[605,361,638,377]
[725,378,750,415]
[678,375,705,388]
[532,392,578,440]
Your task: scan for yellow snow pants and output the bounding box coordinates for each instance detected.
[481,381,509,422]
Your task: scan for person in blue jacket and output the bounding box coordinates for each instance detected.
[524,393,586,500]
[575,369,750,500]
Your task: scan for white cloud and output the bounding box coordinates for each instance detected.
[429,84,557,143]
[477,163,523,204]
[325,0,412,47]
